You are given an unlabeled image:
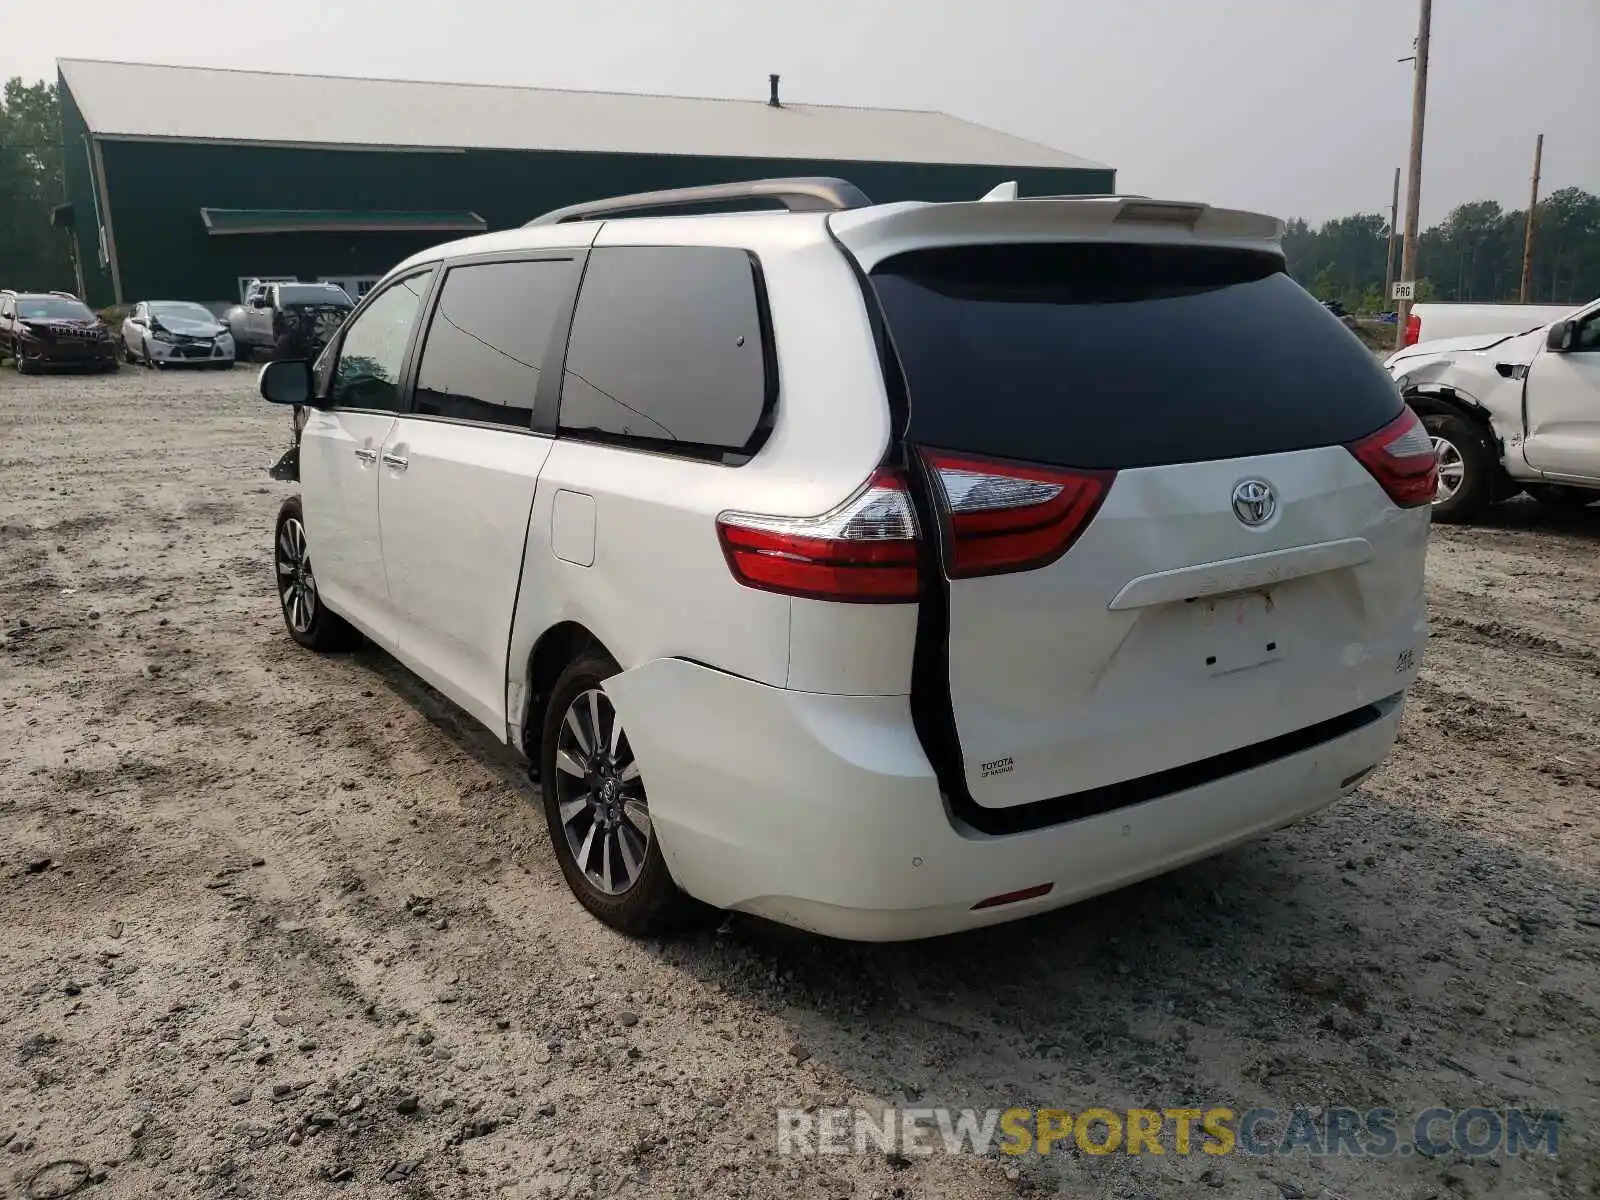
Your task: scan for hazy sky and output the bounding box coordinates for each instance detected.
[5,0,1595,228]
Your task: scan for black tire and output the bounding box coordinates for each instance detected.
[122,340,136,364]
[1421,410,1495,524]
[539,650,693,936]
[273,497,360,652]
[16,356,32,375]
[1526,484,1594,509]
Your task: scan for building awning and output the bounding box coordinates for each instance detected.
[199,208,487,236]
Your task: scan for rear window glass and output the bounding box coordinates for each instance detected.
[870,244,1403,471]
[279,285,352,307]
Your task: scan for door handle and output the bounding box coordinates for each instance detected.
[353,446,379,464]
[381,451,409,471]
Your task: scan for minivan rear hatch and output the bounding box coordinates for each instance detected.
[838,216,1429,830]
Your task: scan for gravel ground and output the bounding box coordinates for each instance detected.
[1,367,1597,1200]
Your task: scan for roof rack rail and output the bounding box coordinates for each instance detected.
[525,177,872,227]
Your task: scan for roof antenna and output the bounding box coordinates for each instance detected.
[769,74,781,107]
[979,181,1019,202]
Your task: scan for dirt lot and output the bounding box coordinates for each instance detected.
[1,367,1596,1200]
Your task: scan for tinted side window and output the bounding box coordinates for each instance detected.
[559,246,772,462]
[414,258,576,428]
[1575,309,1600,352]
[329,270,433,411]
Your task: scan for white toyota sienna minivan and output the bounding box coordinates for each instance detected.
[259,179,1434,941]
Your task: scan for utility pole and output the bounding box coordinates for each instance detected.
[1519,133,1544,303]
[1384,166,1401,311]
[1396,0,1432,350]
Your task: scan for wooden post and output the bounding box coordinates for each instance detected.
[1519,133,1544,303]
[1384,166,1401,312]
[1396,0,1432,350]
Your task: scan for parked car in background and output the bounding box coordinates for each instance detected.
[1387,298,1600,521]
[224,281,353,362]
[0,290,119,374]
[257,178,1431,941]
[1402,299,1584,348]
[121,301,236,368]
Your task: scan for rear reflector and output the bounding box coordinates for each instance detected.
[717,469,921,603]
[971,882,1054,910]
[922,451,1113,578]
[1347,408,1438,508]
[1404,312,1421,347]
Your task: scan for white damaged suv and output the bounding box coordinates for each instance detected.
[259,178,1433,941]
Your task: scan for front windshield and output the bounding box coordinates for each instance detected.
[150,302,216,323]
[17,297,94,321]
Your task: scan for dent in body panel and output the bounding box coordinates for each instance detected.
[1391,329,1546,458]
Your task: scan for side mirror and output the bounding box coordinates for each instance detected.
[260,358,312,406]
[1546,320,1575,352]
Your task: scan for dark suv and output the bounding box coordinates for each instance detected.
[0,290,119,374]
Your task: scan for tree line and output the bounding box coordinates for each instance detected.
[1284,188,1600,313]
[6,74,1600,312]
[0,78,74,292]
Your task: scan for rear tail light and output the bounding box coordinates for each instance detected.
[1404,312,1421,347]
[716,469,921,603]
[1348,408,1437,508]
[922,451,1113,578]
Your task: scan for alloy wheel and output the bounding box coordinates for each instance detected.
[553,688,651,896]
[275,517,317,633]
[1431,435,1465,505]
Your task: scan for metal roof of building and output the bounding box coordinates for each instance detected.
[58,58,1108,171]
[199,209,488,236]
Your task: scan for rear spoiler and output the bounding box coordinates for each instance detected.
[828,197,1285,271]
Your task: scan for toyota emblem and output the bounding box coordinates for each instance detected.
[1231,479,1277,527]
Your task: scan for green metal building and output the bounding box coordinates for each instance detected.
[56,59,1115,310]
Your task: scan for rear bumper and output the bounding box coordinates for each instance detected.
[604,659,1406,942]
